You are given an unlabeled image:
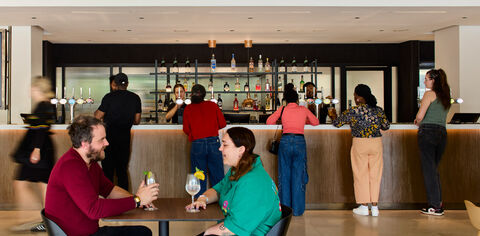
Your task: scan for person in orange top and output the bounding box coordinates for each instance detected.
[266,83,319,216]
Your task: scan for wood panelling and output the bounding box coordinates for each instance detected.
[0,127,478,209]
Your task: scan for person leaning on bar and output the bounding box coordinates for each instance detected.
[266,83,319,216]
[186,127,281,236]
[183,84,226,197]
[45,115,159,236]
[329,84,390,217]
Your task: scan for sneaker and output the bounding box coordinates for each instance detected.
[30,222,46,232]
[353,205,369,216]
[371,206,379,216]
[421,206,444,216]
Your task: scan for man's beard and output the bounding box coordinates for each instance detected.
[86,146,105,162]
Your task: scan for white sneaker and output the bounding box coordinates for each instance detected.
[353,205,369,216]
[371,206,379,216]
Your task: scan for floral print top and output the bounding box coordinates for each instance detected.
[333,104,390,138]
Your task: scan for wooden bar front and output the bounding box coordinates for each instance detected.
[0,125,478,209]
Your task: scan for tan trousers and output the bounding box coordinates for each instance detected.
[351,137,383,204]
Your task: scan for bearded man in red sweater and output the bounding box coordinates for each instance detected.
[45,115,159,236]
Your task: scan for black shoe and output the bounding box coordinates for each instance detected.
[30,222,46,232]
[421,206,444,216]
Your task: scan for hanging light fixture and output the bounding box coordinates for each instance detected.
[244,40,252,48]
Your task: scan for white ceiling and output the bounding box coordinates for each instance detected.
[1,5,480,44]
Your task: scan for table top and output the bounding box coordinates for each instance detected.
[103,198,224,222]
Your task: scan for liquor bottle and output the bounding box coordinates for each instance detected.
[300,75,305,92]
[183,78,188,91]
[299,94,306,106]
[253,94,259,111]
[164,95,170,110]
[265,78,271,91]
[248,57,255,72]
[265,58,271,72]
[210,54,216,72]
[244,82,250,92]
[192,81,195,89]
[233,94,239,111]
[291,79,296,90]
[224,82,230,91]
[208,79,214,92]
[275,95,281,108]
[165,81,172,92]
[265,94,271,111]
[255,79,261,91]
[291,57,297,72]
[217,94,223,110]
[172,57,179,73]
[242,93,254,109]
[303,57,309,72]
[279,57,285,72]
[234,77,241,91]
[160,58,167,73]
[231,53,236,71]
[257,55,263,72]
[168,97,174,107]
[185,58,191,73]
[158,95,164,111]
[277,76,283,91]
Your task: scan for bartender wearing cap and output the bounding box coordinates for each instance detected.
[94,73,142,191]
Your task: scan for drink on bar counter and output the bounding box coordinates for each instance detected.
[233,94,239,111]
[249,57,255,72]
[231,53,236,71]
[258,55,263,72]
[265,58,271,72]
[217,94,223,110]
[210,54,216,72]
[234,78,241,91]
[224,82,230,91]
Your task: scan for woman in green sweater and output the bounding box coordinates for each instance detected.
[414,68,451,216]
[186,127,281,236]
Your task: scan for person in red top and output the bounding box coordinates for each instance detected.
[266,83,319,216]
[45,115,159,236]
[183,84,226,197]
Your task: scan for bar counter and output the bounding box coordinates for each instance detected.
[0,124,478,209]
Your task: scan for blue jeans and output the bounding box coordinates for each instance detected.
[278,134,308,216]
[418,124,447,208]
[191,136,224,197]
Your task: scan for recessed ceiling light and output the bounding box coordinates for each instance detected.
[379,29,384,32]
[87,40,92,42]
[462,16,468,19]
[31,17,37,19]
[355,16,360,19]
[139,17,144,20]
[175,40,179,42]
[276,29,281,32]
[127,29,132,32]
[285,40,289,42]
[229,29,235,32]
[247,17,253,20]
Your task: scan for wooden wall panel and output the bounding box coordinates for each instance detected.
[0,127,478,209]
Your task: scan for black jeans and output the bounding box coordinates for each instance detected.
[91,226,151,236]
[102,129,132,191]
[418,124,447,208]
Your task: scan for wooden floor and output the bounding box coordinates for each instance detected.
[0,209,477,236]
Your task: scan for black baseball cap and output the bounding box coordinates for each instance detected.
[114,73,128,85]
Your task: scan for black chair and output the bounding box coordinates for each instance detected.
[266,205,293,236]
[41,209,67,236]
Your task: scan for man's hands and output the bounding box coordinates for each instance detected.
[135,180,159,206]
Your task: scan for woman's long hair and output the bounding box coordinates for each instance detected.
[227,127,258,181]
[427,69,451,110]
[354,84,377,107]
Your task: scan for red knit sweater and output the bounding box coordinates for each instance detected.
[183,101,227,141]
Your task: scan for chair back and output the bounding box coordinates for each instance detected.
[266,205,293,236]
[41,209,67,236]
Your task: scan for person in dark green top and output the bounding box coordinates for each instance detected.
[186,127,282,236]
[414,68,451,216]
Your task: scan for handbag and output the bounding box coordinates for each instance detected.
[268,106,285,155]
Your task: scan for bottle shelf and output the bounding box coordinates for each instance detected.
[150,91,281,94]
[149,72,275,76]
